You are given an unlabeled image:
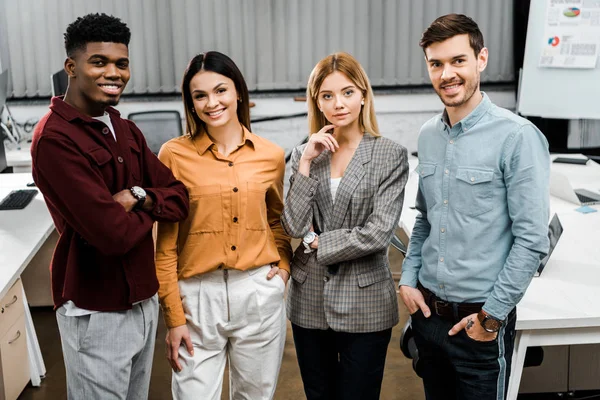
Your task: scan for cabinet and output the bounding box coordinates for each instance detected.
[0,279,30,400]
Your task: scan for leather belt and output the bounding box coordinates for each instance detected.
[417,282,483,322]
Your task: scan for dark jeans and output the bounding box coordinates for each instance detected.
[291,323,392,400]
[411,308,517,400]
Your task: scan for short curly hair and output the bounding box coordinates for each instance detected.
[64,13,131,57]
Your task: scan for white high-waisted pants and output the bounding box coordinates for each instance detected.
[172,265,287,400]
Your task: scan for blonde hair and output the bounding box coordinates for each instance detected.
[306,52,379,137]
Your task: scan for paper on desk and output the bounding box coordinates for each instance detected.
[575,205,598,214]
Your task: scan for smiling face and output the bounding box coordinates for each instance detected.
[317,71,363,130]
[424,34,487,113]
[64,42,130,117]
[189,70,240,131]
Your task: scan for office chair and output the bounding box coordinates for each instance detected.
[51,69,68,97]
[127,110,183,154]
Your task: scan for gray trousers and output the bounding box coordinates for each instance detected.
[56,295,159,400]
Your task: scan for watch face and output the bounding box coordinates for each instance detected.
[482,317,501,333]
[303,231,317,243]
[131,186,146,198]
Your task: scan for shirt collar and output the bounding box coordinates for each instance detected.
[193,124,255,155]
[440,91,491,132]
[49,96,121,123]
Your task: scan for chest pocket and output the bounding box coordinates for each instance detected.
[128,139,142,184]
[417,163,437,209]
[452,167,494,217]
[188,185,224,233]
[246,182,268,231]
[87,147,113,185]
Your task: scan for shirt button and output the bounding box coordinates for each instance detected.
[233,217,238,223]
[449,140,454,144]
[102,127,109,135]
[233,187,238,193]
[323,276,329,282]
[443,199,448,204]
[228,162,233,167]
[470,177,475,182]
[231,245,236,251]
[440,257,444,262]
[439,284,444,289]
[117,156,124,163]
[445,169,449,174]
[440,228,445,233]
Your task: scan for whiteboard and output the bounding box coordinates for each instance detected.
[518,0,600,119]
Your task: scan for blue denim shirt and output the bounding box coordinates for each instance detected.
[400,93,550,320]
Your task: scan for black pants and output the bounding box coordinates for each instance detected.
[291,323,392,400]
[411,308,517,400]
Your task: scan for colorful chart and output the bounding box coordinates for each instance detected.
[548,36,560,47]
[563,7,581,17]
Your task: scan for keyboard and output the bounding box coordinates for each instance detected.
[577,192,598,204]
[0,189,38,210]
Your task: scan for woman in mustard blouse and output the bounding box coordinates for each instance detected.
[155,51,292,400]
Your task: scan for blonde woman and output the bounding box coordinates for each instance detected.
[155,52,292,400]
[281,52,409,399]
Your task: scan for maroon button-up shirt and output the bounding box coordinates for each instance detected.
[31,97,189,311]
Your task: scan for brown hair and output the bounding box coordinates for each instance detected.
[306,52,379,137]
[181,51,251,138]
[420,14,484,57]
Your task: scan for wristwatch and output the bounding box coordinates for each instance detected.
[302,231,318,253]
[130,186,147,210]
[477,309,503,333]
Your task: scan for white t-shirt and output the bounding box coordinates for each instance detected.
[93,112,116,141]
[330,177,342,202]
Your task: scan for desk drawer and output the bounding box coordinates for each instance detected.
[0,314,30,400]
[0,280,24,338]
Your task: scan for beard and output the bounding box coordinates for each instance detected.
[102,97,120,107]
[435,75,479,108]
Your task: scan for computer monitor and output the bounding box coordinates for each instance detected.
[0,140,7,173]
[536,213,564,276]
[0,69,7,112]
[0,70,8,173]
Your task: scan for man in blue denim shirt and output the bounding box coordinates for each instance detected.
[399,14,550,400]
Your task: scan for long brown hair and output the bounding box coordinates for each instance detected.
[306,52,379,137]
[181,51,251,137]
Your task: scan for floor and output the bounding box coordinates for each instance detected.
[19,245,428,400]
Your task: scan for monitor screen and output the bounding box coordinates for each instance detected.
[537,213,563,275]
[0,139,7,173]
[0,69,7,172]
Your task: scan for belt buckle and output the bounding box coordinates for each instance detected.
[434,299,448,316]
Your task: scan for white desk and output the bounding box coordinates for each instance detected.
[506,157,600,399]
[0,173,51,386]
[399,155,600,399]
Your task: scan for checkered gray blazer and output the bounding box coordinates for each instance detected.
[282,134,409,333]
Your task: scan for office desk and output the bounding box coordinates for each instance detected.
[0,173,51,386]
[399,156,600,399]
[505,157,600,399]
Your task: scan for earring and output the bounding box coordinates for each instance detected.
[361,99,365,105]
[238,98,242,102]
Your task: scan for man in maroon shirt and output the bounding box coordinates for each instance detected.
[30,13,189,399]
